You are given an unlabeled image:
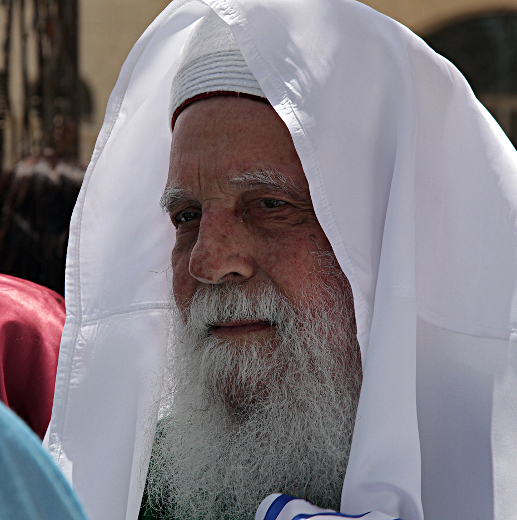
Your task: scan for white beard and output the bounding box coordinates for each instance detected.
[146,274,362,520]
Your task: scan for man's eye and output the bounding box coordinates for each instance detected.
[259,199,287,208]
[174,210,201,224]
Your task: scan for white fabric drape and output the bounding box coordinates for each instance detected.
[48,1,517,519]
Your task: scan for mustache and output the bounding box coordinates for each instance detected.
[182,283,295,338]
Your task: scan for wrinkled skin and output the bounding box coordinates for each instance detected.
[164,96,350,341]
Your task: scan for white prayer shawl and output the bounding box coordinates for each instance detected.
[48,1,517,520]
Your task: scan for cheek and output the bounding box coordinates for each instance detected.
[171,247,196,310]
[257,234,323,296]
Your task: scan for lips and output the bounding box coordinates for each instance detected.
[209,320,273,336]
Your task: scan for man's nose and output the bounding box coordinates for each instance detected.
[188,208,255,284]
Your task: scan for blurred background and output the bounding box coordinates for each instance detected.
[1,0,517,294]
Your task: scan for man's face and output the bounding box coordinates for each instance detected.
[164,96,347,336]
[153,96,361,518]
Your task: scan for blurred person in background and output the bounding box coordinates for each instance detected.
[0,154,82,437]
[0,152,83,296]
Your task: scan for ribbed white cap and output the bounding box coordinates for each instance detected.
[169,8,266,129]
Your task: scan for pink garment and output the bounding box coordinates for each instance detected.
[0,274,65,439]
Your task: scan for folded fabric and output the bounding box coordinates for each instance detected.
[0,274,65,439]
[256,495,399,520]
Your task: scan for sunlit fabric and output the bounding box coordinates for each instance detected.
[0,274,65,439]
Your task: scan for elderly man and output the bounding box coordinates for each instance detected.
[142,12,362,517]
[145,92,362,516]
[48,1,517,520]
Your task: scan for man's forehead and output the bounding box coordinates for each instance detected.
[165,96,310,212]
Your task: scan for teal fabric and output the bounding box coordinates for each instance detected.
[0,402,88,520]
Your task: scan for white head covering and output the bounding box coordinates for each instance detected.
[169,8,265,128]
[48,1,517,520]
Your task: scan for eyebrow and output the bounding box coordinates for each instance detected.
[227,168,301,198]
[160,168,302,214]
[160,185,192,214]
